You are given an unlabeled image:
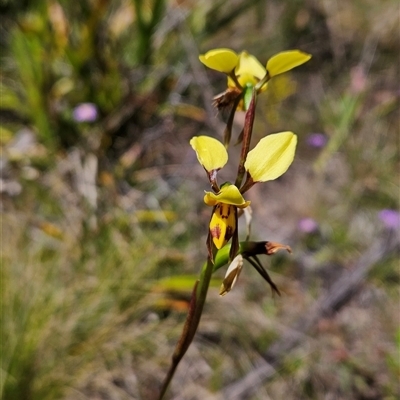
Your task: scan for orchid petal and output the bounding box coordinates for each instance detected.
[266,50,311,77]
[204,184,250,208]
[245,132,297,182]
[220,254,244,296]
[209,204,236,249]
[190,136,228,172]
[236,51,266,81]
[199,48,239,73]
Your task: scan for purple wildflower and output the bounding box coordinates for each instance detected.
[298,217,319,233]
[72,103,98,122]
[306,133,327,149]
[378,209,400,229]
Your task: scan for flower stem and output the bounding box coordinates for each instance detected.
[158,257,214,400]
[235,88,257,188]
[239,174,254,194]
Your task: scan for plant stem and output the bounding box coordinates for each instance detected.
[235,88,257,188]
[158,257,214,400]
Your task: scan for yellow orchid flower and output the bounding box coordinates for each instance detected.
[199,48,311,111]
[190,132,297,252]
[200,48,311,84]
[204,183,251,250]
[205,184,250,250]
[190,136,250,253]
[227,51,267,89]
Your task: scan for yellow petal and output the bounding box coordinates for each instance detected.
[190,136,228,172]
[220,254,243,296]
[236,51,266,80]
[266,50,311,77]
[245,132,297,182]
[199,48,239,73]
[204,184,250,208]
[235,51,266,82]
[209,204,236,249]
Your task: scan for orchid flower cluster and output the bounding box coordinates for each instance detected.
[158,47,311,399]
[192,47,311,295]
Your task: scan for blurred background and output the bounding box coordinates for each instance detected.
[1,0,399,399]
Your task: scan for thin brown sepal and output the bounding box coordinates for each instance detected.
[213,87,242,111]
[206,230,214,264]
[206,205,219,264]
[234,127,244,146]
[229,208,239,262]
[223,94,243,148]
[228,70,243,90]
[246,256,281,296]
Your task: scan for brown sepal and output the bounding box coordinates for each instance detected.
[206,205,218,263]
[247,256,281,296]
[213,87,242,111]
[265,241,292,255]
[228,208,239,262]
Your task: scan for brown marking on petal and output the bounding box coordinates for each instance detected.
[210,224,222,240]
[219,203,231,219]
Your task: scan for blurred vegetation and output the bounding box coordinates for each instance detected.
[1,0,399,399]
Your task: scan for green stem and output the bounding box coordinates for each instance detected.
[158,257,214,399]
[158,241,275,398]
